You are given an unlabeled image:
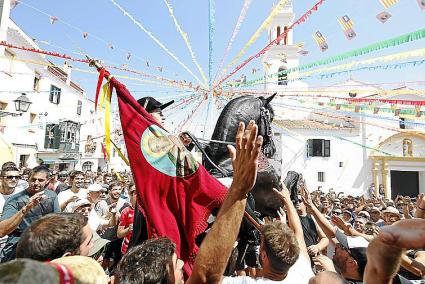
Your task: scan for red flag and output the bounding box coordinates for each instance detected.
[101,142,107,160]
[110,78,227,275]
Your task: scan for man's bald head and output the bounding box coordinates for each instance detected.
[309,271,347,284]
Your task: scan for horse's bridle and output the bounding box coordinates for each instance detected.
[257,106,275,159]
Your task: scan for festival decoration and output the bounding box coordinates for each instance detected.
[126,52,131,60]
[11,0,19,9]
[313,31,329,51]
[214,0,252,84]
[377,11,392,23]
[218,0,289,80]
[49,16,58,25]
[82,32,89,38]
[418,0,425,10]
[162,0,208,84]
[338,15,356,40]
[109,0,203,85]
[215,0,326,88]
[208,0,215,87]
[379,0,398,9]
[237,28,425,87]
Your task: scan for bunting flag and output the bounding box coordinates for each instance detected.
[313,31,328,52]
[379,0,398,9]
[82,32,89,38]
[146,60,150,67]
[374,107,380,114]
[10,0,19,9]
[416,106,422,117]
[108,43,114,50]
[299,50,309,56]
[49,16,59,25]
[295,42,305,49]
[126,52,131,60]
[418,0,425,10]
[377,11,392,23]
[105,75,227,276]
[338,15,356,40]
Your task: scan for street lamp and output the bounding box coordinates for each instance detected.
[0,93,32,117]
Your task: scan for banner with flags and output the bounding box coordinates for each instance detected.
[338,15,356,40]
[312,31,328,52]
[106,76,228,275]
[379,0,399,9]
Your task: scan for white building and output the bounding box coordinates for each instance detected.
[0,5,111,172]
[264,2,425,199]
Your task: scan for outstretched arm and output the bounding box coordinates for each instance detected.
[187,121,263,284]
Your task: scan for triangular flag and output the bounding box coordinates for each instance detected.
[49,16,59,25]
[338,15,356,40]
[379,0,399,9]
[126,52,131,60]
[376,11,392,23]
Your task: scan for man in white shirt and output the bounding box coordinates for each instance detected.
[58,171,86,212]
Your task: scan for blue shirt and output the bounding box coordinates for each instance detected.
[0,189,60,262]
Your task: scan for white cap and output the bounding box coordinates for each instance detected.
[87,183,103,192]
[72,199,91,212]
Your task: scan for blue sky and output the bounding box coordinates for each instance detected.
[10,0,425,100]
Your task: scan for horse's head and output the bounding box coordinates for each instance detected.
[257,93,276,158]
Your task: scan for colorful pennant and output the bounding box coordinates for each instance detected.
[313,31,328,51]
[379,0,399,9]
[338,15,356,40]
[376,11,392,23]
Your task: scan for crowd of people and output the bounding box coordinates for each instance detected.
[1,102,425,284]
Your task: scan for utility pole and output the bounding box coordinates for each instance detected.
[0,0,11,56]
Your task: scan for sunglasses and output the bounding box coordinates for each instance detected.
[3,175,21,180]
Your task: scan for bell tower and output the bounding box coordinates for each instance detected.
[262,0,303,90]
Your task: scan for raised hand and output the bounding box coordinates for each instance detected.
[227,121,263,197]
[378,219,425,249]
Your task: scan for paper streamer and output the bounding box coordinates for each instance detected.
[213,0,252,85]
[162,0,208,85]
[218,0,289,80]
[109,0,203,85]
[209,0,215,87]
[215,0,326,87]
[239,47,425,87]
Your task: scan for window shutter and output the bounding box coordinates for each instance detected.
[53,124,61,149]
[324,140,330,157]
[44,124,51,149]
[49,86,54,103]
[307,139,313,157]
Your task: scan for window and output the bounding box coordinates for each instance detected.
[33,72,41,92]
[77,100,82,115]
[44,124,60,149]
[49,85,61,104]
[399,118,406,129]
[307,139,331,157]
[318,172,325,182]
[82,161,93,171]
[278,66,288,86]
[276,26,281,44]
[19,155,29,168]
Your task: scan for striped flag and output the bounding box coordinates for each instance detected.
[338,15,356,40]
[312,31,328,52]
[379,0,398,9]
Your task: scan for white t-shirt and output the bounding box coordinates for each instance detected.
[88,208,109,232]
[57,188,87,212]
[222,255,313,284]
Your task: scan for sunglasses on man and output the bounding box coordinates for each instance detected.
[2,175,21,180]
